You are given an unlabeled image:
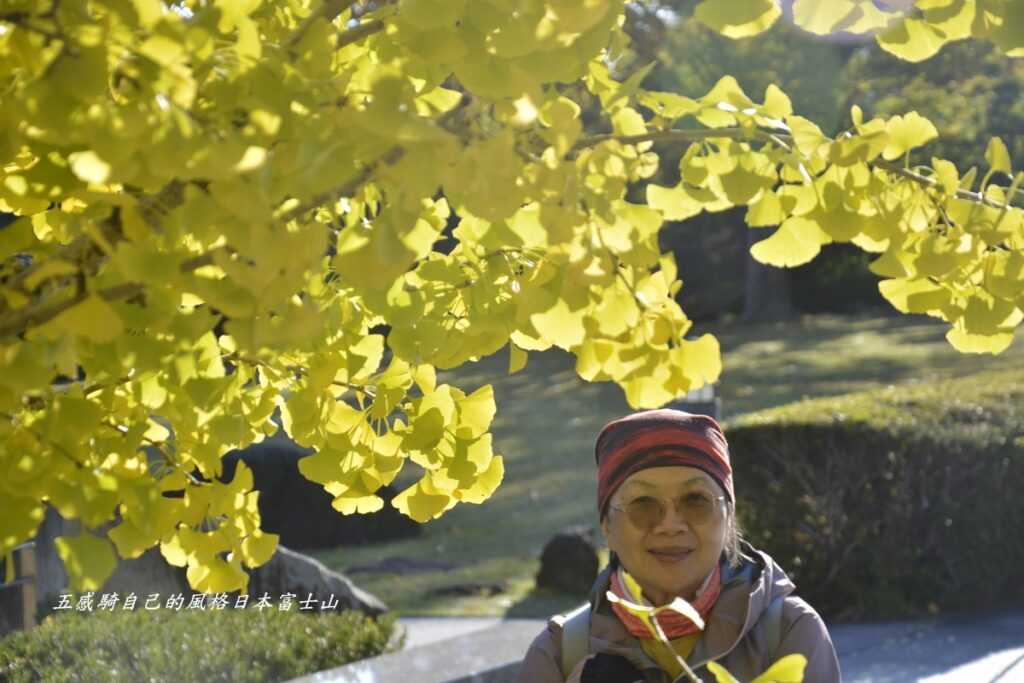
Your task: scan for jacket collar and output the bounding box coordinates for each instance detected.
[582,544,796,679]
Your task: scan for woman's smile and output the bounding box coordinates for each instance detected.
[647,545,694,565]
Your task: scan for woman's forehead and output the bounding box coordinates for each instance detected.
[620,465,715,491]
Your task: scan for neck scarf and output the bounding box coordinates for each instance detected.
[608,563,722,640]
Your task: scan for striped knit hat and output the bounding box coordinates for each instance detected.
[595,408,734,518]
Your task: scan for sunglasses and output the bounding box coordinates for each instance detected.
[608,491,726,529]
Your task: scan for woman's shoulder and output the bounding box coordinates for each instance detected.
[778,593,833,648]
[517,612,572,683]
[781,594,824,621]
[532,613,565,647]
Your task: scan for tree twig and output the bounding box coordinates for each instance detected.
[285,0,357,50]
[575,128,750,150]
[277,146,405,224]
[0,248,231,341]
[278,93,470,223]
[336,18,384,49]
[576,128,1023,213]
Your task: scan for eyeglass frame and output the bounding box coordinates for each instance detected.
[606,491,728,530]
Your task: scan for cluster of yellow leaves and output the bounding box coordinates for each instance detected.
[696,0,1024,62]
[635,75,1023,354]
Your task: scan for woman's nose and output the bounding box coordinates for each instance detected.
[653,501,690,532]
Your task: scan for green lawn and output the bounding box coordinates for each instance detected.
[310,312,1024,617]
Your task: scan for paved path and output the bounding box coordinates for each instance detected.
[396,617,507,650]
[835,609,1024,682]
[294,609,1024,682]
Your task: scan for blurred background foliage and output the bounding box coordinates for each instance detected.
[842,39,1024,175]
[617,3,1024,322]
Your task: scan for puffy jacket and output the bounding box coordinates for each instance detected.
[517,545,840,682]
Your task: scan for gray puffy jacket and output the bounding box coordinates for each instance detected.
[517,545,840,682]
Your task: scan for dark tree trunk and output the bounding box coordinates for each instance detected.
[741,230,796,322]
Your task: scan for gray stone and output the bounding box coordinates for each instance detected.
[32,506,75,609]
[100,546,192,599]
[246,545,387,615]
[535,526,598,596]
[32,506,191,613]
[221,435,420,550]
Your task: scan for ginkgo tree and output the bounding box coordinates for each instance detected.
[1,0,1022,598]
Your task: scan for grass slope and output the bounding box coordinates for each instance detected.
[310,313,1024,617]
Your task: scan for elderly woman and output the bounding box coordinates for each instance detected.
[518,409,840,682]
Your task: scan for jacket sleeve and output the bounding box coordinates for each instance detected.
[778,597,842,683]
[516,619,567,683]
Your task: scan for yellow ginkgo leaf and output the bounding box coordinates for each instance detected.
[707,661,742,683]
[694,0,781,39]
[31,295,125,344]
[68,150,112,184]
[54,531,118,592]
[882,112,939,161]
[751,653,808,682]
[750,217,831,268]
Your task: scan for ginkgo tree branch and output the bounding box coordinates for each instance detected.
[872,159,1019,211]
[277,146,406,224]
[576,128,750,149]
[0,411,86,470]
[578,128,1024,212]
[0,248,231,341]
[278,94,470,223]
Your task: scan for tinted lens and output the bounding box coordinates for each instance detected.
[625,497,665,529]
[620,493,720,528]
[680,491,716,523]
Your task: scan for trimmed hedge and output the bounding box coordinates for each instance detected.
[0,607,398,682]
[726,368,1024,621]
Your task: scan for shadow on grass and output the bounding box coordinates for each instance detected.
[503,586,587,620]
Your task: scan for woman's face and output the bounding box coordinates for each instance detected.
[600,466,728,605]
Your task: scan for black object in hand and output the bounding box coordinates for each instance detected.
[580,652,646,682]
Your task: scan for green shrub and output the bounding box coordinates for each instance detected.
[0,606,398,682]
[726,368,1024,621]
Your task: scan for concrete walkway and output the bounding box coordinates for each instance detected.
[293,609,1024,682]
[835,609,1024,682]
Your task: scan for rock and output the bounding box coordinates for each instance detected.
[33,506,77,608]
[220,434,420,550]
[245,545,388,615]
[100,546,192,599]
[31,508,192,616]
[535,526,599,596]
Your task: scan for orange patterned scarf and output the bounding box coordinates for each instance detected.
[608,564,722,640]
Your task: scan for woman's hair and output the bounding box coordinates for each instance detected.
[723,500,743,568]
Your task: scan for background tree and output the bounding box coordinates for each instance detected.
[627,10,854,321]
[0,0,1022,596]
[842,38,1024,172]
